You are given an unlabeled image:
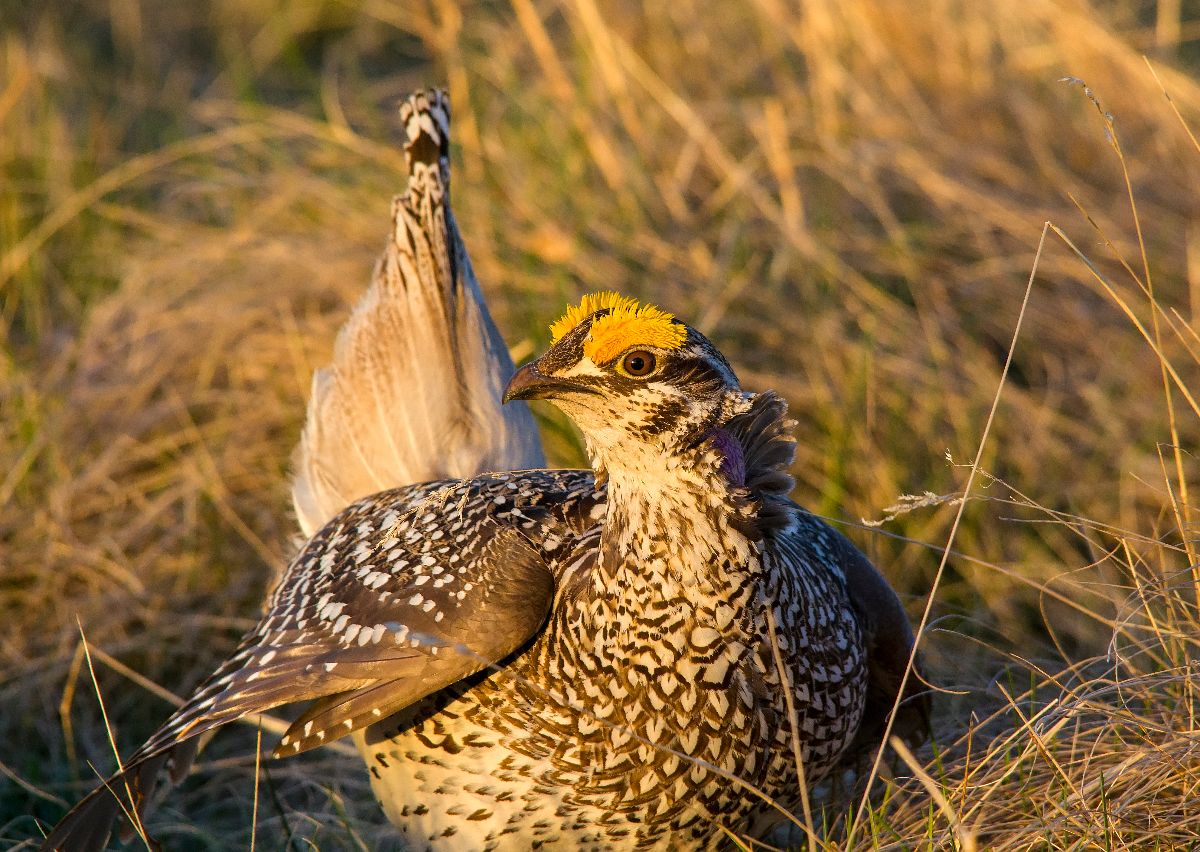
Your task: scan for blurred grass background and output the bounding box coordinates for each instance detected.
[2,0,1200,847]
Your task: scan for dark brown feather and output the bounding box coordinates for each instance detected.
[829,527,932,754]
[724,391,798,535]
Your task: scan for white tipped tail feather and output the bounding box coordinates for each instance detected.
[292,90,544,537]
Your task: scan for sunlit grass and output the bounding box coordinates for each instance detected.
[2,0,1199,847]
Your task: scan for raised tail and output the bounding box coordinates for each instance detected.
[292,89,544,537]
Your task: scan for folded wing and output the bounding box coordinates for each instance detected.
[40,484,557,851]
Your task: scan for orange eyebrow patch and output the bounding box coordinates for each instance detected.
[549,291,686,364]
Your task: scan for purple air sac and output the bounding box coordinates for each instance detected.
[708,428,746,487]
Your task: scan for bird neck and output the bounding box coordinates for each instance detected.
[596,435,759,586]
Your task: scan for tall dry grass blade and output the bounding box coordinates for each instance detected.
[77,619,152,849]
[845,221,1048,848]
[566,0,644,147]
[0,432,43,508]
[1144,58,1200,157]
[507,0,632,200]
[0,47,33,125]
[1154,448,1200,610]
[889,736,977,852]
[764,600,816,850]
[716,825,755,851]
[849,516,1133,633]
[251,721,262,852]
[1152,303,1200,369]
[1074,79,1197,578]
[58,641,85,777]
[1122,537,1178,671]
[992,683,1079,802]
[1049,224,1200,422]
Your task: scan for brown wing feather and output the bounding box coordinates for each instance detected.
[276,527,555,755]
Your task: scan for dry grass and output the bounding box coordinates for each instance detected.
[3,0,1200,848]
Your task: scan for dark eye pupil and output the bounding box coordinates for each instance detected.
[623,351,655,376]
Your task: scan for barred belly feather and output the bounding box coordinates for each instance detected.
[348,461,869,850]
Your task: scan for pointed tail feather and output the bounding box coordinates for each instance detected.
[292,89,544,537]
[40,749,174,852]
[39,644,362,850]
[40,714,250,850]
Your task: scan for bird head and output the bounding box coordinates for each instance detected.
[504,293,753,481]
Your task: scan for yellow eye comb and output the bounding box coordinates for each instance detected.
[549,291,686,364]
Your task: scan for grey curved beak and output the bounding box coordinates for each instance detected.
[503,363,595,403]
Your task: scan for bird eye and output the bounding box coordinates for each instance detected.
[620,350,657,377]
